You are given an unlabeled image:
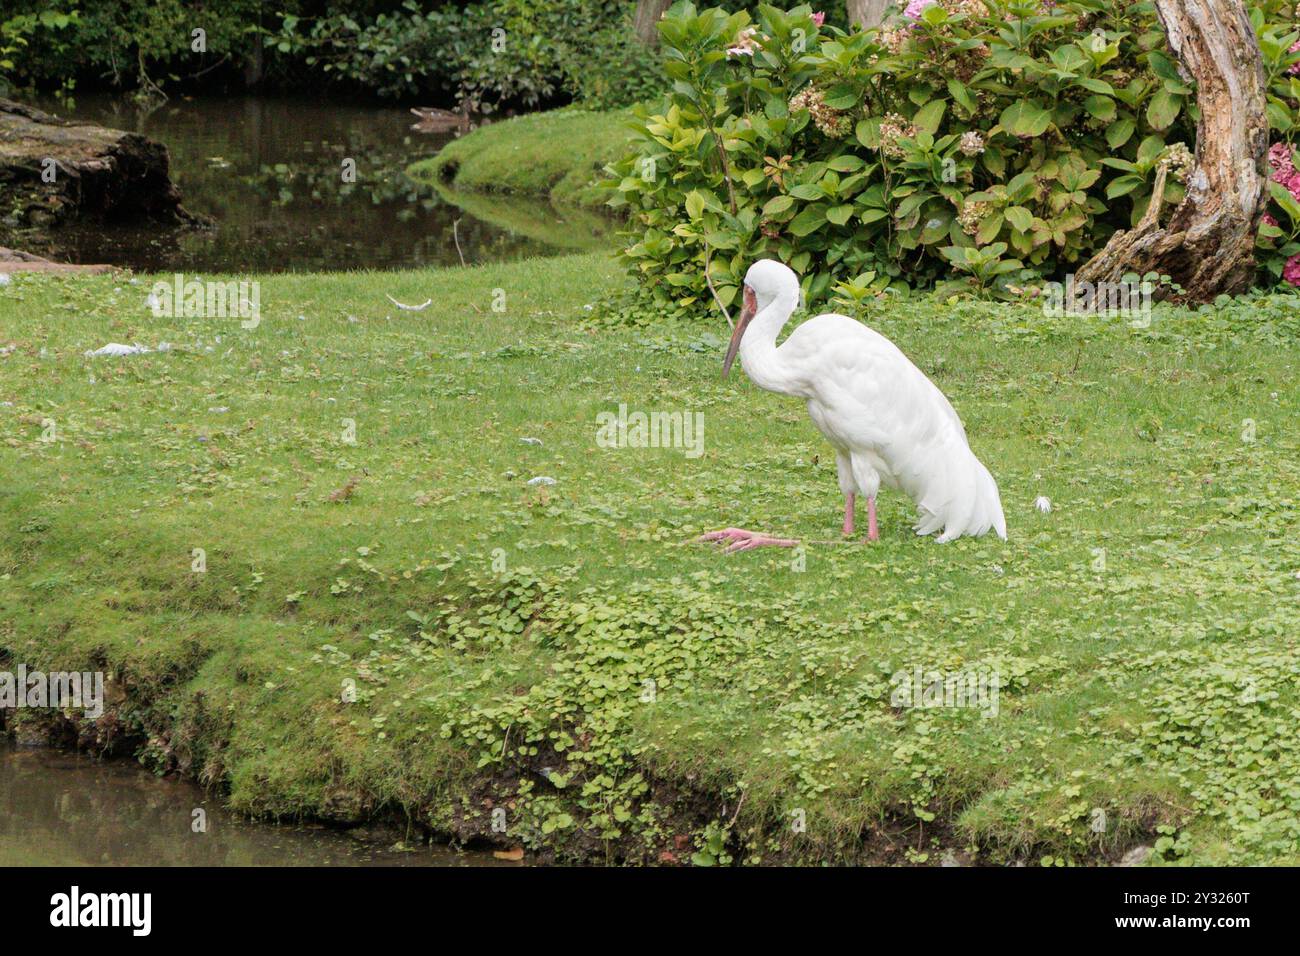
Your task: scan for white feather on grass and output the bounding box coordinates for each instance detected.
[386,294,432,311]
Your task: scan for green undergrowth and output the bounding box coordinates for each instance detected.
[1,253,1298,864]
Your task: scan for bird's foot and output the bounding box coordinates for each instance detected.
[697,528,800,553]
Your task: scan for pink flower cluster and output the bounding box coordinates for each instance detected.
[1289,39,1300,76]
[904,0,937,18]
[1268,142,1300,285]
[1269,142,1300,194]
[1285,256,1300,287]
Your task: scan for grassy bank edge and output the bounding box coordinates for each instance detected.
[5,254,1299,867]
[406,108,634,211]
[0,253,1010,867]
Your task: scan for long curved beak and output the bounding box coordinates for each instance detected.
[722,295,756,379]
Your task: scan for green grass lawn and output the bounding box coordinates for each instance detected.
[1,253,1298,865]
[407,108,634,209]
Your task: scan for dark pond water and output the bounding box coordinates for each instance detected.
[26,94,605,273]
[0,742,510,866]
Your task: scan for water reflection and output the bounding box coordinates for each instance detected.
[25,94,600,273]
[0,743,508,867]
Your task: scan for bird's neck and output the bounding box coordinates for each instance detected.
[740,287,802,396]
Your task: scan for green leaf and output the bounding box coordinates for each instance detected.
[1106,118,1136,149]
[762,195,795,216]
[788,205,827,237]
[975,212,1004,245]
[1106,174,1145,199]
[1146,89,1181,130]
[912,100,947,136]
[826,204,855,226]
[822,85,859,110]
[1101,157,1138,172]
[789,183,824,201]
[1005,206,1034,232]
[1267,99,1294,133]
[826,155,866,172]
[1007,170,1037,201]
[1075,77,1115,95]
[982,148,1006,178]
[855,118,880,149]
[947,79,976,114]
[1084,95,1116,122]
[895,192,931,220]
[1147,50,1181,81]
[920,3,948,26]
[1269,181,1300,223]
[684,190,706,220]
[999,100,1052,137]
[1050,45,1087,75]
[1137,135,1166,165]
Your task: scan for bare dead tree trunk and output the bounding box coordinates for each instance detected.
[634,0,673,46]
[243,32,264,88]
[1076,0,1268,301]
[847,0,890,29]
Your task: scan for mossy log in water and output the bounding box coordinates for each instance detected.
[0,98,205,233]
[0,246,115,274]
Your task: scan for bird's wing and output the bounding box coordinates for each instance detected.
[777,312,1004,539]
[781,314,967,446]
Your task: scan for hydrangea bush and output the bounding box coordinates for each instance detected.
[606,0,1300,314]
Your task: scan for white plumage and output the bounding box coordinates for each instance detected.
[722,259,1006,543]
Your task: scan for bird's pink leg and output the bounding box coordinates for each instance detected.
[697,528,799,553]
[866,497,879,542]
[842,493,855,536]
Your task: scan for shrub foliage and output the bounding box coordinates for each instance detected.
[275,0,665,110]
[607,1,1300,312]
[1,1,667,111]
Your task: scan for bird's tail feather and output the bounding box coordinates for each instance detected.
[914,443,1006,542]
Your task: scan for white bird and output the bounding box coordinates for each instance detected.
[701,259,1006,552]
